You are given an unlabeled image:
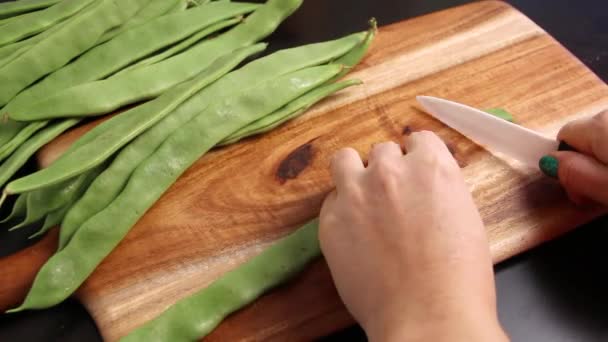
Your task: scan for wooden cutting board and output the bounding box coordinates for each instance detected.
[2,1,608,340]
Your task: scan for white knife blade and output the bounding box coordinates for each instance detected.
[416,96,559,168]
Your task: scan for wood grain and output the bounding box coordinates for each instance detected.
[2,1,607,340]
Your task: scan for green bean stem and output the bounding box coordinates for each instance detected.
[122,219,321,341]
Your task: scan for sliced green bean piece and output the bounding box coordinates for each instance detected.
[11,65,341,311]
[122,219,321,341]
[0,121,49,163]
[0,0,61,19]
[0,193,26,224]
[221,79,362,145]
[485,108,514,122]
[5,45,270,194]
[0,0,96,46]
[0,0,149,106]
[7,1,260,119]
[97,0,184,44]
[58,44,268,249]
[115,17,242,76]
[6,0,305,121]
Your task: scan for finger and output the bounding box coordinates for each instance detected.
[367,141,403,166]
[402,131,452,158]
[553,151,608,206]
[558,111,608,164]
[330,148,364,191]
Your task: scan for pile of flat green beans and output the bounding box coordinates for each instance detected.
[0,0,377,339]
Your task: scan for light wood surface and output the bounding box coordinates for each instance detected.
[2,1,608,340]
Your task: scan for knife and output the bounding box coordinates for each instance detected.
[415,96,573,169]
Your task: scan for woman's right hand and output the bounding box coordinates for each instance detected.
[542,111,608,206]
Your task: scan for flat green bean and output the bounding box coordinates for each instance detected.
[0,0,95,46]
[0,3,92,68]
[0,0,62,19]
[28,165,102,239]
[97,0,184,44]
[115,18,242,76]
[0,121,77,197]
[0,0,148,106]
[5,0,305,121]
[12,19,244,121]
[7,1,260,119]
[221,79,362,145]
[58,32,364,247]
[11,65,341,311]
[122,219,320,341]
[0,193,25,224]
[58,43,268,249]
[0,119,27,146]
[8,167,94,231]
[29,205,66,239]
[0,121,49,163]
[5,44,269,194]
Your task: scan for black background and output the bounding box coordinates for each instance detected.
[1,0,608,341]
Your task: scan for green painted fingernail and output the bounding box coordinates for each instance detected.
[539,155,559,178]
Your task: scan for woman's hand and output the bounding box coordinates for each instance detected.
[541,111,608,206]
[319,131,508,342]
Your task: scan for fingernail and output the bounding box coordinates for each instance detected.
[539,155,559,178]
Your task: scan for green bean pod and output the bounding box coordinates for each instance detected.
[11,18,244,121]
[0,193,26,224]
[6,0,305,121]
[0,120,50,163]
[28,165,103,239]
[10,65,342,311]
[6,1,259,118]
[0,119,28,147]
[28,205,66,239]
[58,32,365,248]
[0,0,149,106]
[122,219,321,341]
[115,18,242,76]
[58,43,268,249]
[221,79,362,145]
[0,119,76,188]
[0,0,96,46]
[8,166,99,232]
[0,0,62,19]
[97,0,185,44]
[5,44,271,195]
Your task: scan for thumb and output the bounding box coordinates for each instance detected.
[542,151,608,206]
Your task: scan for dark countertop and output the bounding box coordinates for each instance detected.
[1,0,607,341]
